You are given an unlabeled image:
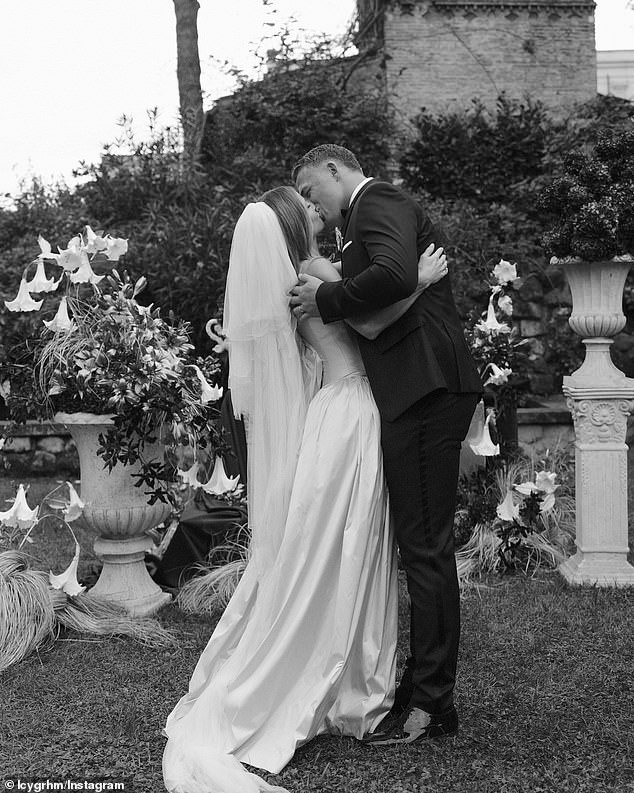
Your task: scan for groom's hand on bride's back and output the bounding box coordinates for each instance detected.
[289,273,324,319]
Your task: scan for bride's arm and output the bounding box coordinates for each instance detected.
[346,244,448,340]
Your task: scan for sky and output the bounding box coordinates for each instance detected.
[0,0,632,199]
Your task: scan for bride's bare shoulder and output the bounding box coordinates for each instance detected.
[301,256,341,283]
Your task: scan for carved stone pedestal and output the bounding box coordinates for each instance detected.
[559,257,634,587]
[562,384,634,586]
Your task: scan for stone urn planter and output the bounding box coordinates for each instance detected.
[57,412,172,615]
[558,256,634,586]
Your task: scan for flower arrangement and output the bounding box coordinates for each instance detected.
[464,258,528,454]
[455,451,575,581]
[1,226,226,505]
[538,129,634,261]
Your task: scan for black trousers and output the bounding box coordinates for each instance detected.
[381,389,479,714]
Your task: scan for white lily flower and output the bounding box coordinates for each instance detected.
[191,365,223,404]
[515,471,558,500]
[540,492,556,513]
[514,480,538,496]
[63,481,85,522]
[468,411,500,457]
[83,225,109,255]
[492,259,518,285]
[496,490,520,522]
[43,297,75,332]
[497,294,513,316]
[0,484,39,529]
[483,362,513,387]
[4,277,44,312]
[535,470,558,494]
[105,236,128,261]
[49,539,86,596]
[70,261,105,285]
[475,296,511,335]
[0,379,11,402]
[25,260,62,293]
[177,462,202,489]
[202,456,240,496]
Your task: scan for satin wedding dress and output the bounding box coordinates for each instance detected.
[163,290,398,792]
[163,202,397,793]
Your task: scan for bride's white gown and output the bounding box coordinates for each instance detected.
[163,316,398,793]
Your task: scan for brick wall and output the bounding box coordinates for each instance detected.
[373,1,597,128]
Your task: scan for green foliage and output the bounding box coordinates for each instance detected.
[400,95,555,207]
[72,120,237,349]
[203,55,393,191]
[1,236,225,507]
[401,93,634,387]
[539,129,634,259]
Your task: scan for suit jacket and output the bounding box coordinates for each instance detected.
[316,179,483,421]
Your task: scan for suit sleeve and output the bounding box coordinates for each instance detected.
[316,183,432,322]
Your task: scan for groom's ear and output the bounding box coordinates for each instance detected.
[326,161,340,180]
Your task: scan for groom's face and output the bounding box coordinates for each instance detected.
[295,163,346,230]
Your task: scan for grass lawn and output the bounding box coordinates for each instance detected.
[1,446,633,793]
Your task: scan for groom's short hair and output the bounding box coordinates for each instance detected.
[292,145,363,181]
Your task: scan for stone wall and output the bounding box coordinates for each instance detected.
[0,422,78,477]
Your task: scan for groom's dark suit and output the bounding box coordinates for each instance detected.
[316,179,482,716]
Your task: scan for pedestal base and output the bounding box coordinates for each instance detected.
[559,552,634,587]
[91,536,172,616]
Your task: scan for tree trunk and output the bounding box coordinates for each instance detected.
[173,0,204,166]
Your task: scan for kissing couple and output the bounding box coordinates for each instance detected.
[162,144,482,793]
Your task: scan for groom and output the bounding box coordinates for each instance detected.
[290,144,482,744]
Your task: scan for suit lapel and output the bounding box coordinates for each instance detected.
[340,178,376,239]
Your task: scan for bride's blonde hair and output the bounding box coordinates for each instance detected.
[259,186,313,271]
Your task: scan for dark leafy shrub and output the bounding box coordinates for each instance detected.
[538,130,634,260]
[400,94,555,208]
[202,52,393,191]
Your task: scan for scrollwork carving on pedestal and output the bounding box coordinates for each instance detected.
[565,398,634,445]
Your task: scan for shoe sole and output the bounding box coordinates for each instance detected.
[364,726,458,747]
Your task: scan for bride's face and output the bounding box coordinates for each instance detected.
[304,199,325,237]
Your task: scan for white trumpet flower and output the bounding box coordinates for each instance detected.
[105,236,128,260]
[4,277,44,312]
[497,294,513,316]
[496,490,520,522]
[70,261,104,285]
[25,260,62,293]
[191,365,223,405]
[49,540,86,596]
[56,238,88,272]
[43,297,75,332]
[475,296,511,335]
[63,482,85,523]
[0,484,39,530]
[515,471,558,512]
[483,362,513,387]
[37,234,61,263]
[177,462,202,489]
[468,411,500,457]
[83,225,109,255]
[202,456,240,496]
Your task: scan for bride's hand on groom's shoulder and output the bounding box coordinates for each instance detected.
[417,244,448,293]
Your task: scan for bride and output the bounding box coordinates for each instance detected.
[162,186,446,793]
